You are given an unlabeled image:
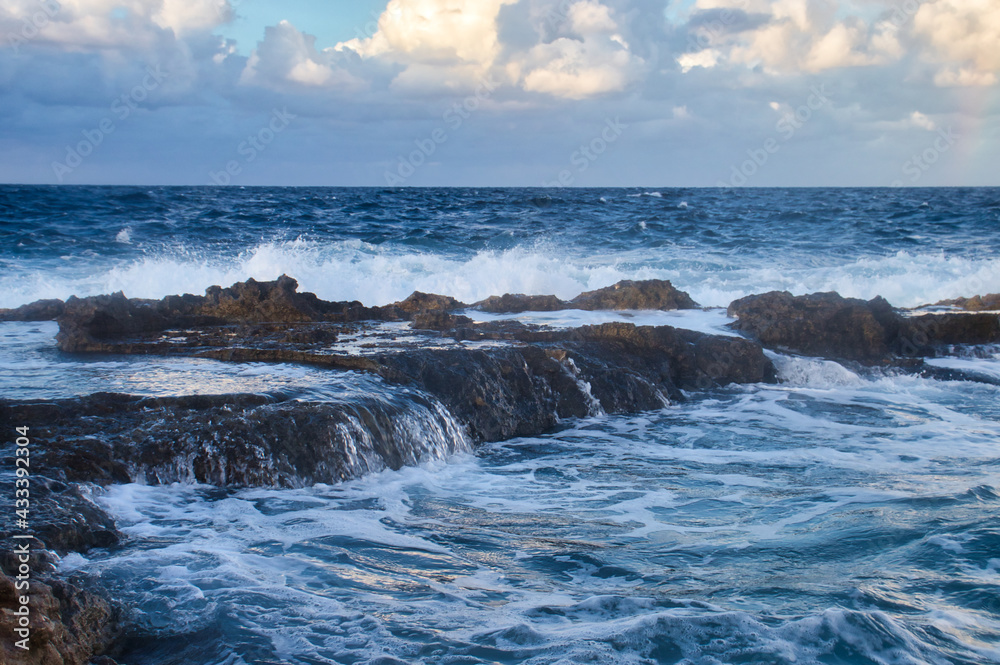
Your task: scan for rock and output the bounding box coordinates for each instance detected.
[476,294,567,313]
[933,294,1000,312]
[1,391,469,489]
[392,291,466,314]
[473,280,699,314]
[727,291,891,362]
[728,291,1000,362]
[570,280,699,311]
[22,480,120,554]
[411,311,474,331]
[0,567,120,665]
[897,312,1000,355]
[0,299,65,322]
[54,276,395,353]
[200,275,326,322]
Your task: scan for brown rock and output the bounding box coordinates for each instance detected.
[0,567,119,665]
[391,291,466,314]
[0,300,65,322]
[476,294,567,313]
[570,280,699,311]
[934,294,1000,311]
[729,291,1000,362]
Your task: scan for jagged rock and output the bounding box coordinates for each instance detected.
[392,291,466,314]
[0,565,120,665]
[0,299,65,322]
[729,291,1000,362]
[200,274,327,321]
[570,280,700,311]
[55,276,395,353]
[476,294,567,313]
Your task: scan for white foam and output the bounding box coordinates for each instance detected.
[471,307,740,336]
[4,240,997,310]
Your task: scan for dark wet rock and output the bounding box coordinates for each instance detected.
[1,391,468,489]
[4,318,776,487]
[897,312,1000,355]
[0,565,120,665]
[727,291,892,362]
[728,291,1000,362]
[0,299,65,322]
[19,480,120,554]
[570,280,699,311]
[932,293,1000,312]
[476,294,567,314]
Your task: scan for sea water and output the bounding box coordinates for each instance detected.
[2,186,999,664]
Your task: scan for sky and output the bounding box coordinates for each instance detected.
[0,0,997,186]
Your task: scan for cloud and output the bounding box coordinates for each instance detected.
[681,0,903,74]
[910,110,935,131]
[240,21,365,90]
[338,0,515,66]
[515,1,644,99]
[332,0,643,99]
[1,0,231,51]
[913,0,1000,86]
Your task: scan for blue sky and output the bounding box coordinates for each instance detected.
[221,1,387,54]
[0,0,998,186]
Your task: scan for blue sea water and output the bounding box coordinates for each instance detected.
[2,186,1000,664]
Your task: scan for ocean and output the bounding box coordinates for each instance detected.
[2,186,1000,664]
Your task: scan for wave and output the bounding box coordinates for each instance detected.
[1,240,998,309]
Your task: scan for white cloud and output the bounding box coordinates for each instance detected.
[685,0,902,74]
[677,49,720,73]
[337,0,516,67]
[241,21,365,91]
[515,1,643,98]
[913,0,1000,86]
[333,0,642,99]
[910,111,936,131]
[0,0,231,50]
